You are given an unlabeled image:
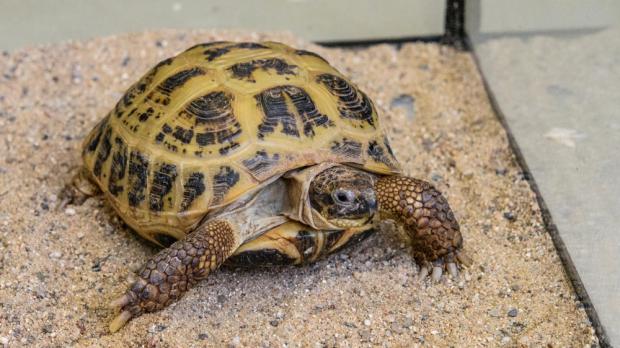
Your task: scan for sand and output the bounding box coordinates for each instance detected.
[0,30,596,347]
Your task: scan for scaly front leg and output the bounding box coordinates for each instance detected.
[375,176,471,281]
[109,219,240,332]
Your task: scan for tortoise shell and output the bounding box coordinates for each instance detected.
[81,41,400,245]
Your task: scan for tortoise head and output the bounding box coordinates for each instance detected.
[309,165,377,228]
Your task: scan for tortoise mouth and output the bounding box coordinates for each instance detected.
[329,214,375,229]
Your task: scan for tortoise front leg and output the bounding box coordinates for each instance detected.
[375,176,471,281]
[109,219,241,332]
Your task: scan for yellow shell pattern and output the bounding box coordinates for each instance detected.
[81,41,400,245]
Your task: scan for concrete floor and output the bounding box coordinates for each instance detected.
[468,25,620,347]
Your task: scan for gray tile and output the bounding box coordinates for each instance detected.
[469,26,620,346]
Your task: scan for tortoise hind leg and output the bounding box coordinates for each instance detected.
[226,221,375,267]
[109,219,241,332]
[57,167,100,210]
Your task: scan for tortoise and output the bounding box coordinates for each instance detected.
[64,41,471,332]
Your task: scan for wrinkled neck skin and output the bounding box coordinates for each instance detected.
[206,178,290,243]
[205,164,346,243]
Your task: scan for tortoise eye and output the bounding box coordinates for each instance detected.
[333,189,355,205]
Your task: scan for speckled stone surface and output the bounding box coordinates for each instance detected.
[0,29,596,347]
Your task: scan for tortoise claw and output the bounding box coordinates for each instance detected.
[431,265,443,282]
[417,250,471,282]
[55,184,77,211]
[447,262,459,279]
[109,310,132,333]
[108,287,142,332]
[55,183,90,211]
[417,264,430,281]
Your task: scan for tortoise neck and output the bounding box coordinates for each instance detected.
[209,179,290,242]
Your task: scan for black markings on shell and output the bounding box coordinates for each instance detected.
[85,118,108,154]
[256,87,299,138]
[189,92,240,142]
[181,91,241,155]
[184,41,227,52]
[166,143,178,153]
[285,86,333,137]
[114,86,139,118]
[212,166,240,205]
[202,42,267,62]
[138,107,155,122]
[295,49,328,63]
[367,140,399,169]
[218,142,241,156]
[242,150,280,178]
[384,136,396,157]
[232,42,269,50]
[108,137,128,196]
[93,127,113,177]
[154,57,174,69]
[114,57,173,118]
[120,90,137,111]
[128,151,149,207]
[156,67,205,95]
[155,122,193,152]
[316,74,375,127]
[145,92,170,106]
[149,163,177,212]
[180,172,206,212]
[330,138,363,159]
[229,58,297,82]
[255,86,331,139]
[172,126,194,144]
[203,47,233,62]
[155,132,165,144]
